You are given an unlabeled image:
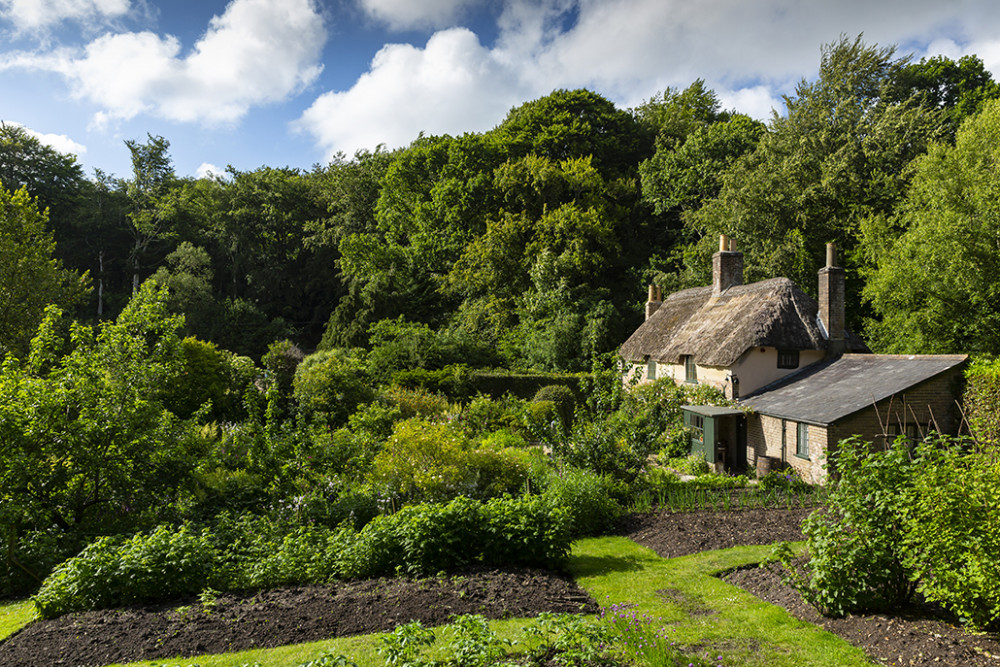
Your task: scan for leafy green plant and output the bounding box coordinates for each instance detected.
[541,467,622,537]
[660,455,710,476]
[293,348,375,428]
[758,468,810,493]
[377,620,436,667]
[33,525,217,618]
[902,438,1000,630]
[783,437,916,617]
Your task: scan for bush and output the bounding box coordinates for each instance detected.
[660,454,710,476]
[0,527,81,598]
[758,468,810,493]
[541,467,623,537]
[964,357,1000,446]
[370,419,531,503]
[533,384,576,430]
[369,419,473,502]
[339,495,571,578]
[381,385,451,420]
[459,394,530,438]
[902,439,1000,630]
[34,525,217,618]
[787,437,916,617]
[293,349,374,428]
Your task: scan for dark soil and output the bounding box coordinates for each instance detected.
[0,567,596,667]
[723,561,1000,667]
[618,506,814,558]
[3,506,997,667]
[621,507,1000,667]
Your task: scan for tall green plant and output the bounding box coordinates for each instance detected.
[902,439,1000,630]
[0,282,204,534]
[788,437,916,616]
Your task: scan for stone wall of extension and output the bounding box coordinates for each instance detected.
[746,365,966,483]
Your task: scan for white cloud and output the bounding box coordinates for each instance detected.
[0,0,130,32]
[297,27,527,159]
[299,0,1000,161]
[359,0,480,31]
[4,121,87,156]
[196,162,222,179]
[718,86,784,121]
[4,0,326,126]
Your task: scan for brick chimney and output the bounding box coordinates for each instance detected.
[712,234,743,296]
[645,284,662,320]
[818,243,846,358]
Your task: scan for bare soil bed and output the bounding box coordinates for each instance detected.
[0,567,596,667]
[2,506,997,667]
[622,507,1000,667]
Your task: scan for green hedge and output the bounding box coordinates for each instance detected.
[33,494,573,618]
[964,356,1000,445]
[391,366,589,402]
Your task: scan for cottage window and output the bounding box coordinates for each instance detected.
[777,349,799,369]
[796,422,809,458]
[647,358,657,380]
[683,355,697,383]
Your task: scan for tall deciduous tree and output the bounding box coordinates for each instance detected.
[681,36,938,327]
[0,283,201,533]
[864,98,1000,354]
[0,184,89,356]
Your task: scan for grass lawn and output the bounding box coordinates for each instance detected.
[0,539,873,667]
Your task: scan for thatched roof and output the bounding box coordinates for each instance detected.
[619,277,866,367]
[741,354,968,425]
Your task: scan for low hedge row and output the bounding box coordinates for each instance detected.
[390,365,589,401]
[33,493,575,619]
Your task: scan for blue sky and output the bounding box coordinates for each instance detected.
[2,0,1000,180]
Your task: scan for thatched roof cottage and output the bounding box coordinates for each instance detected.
[619,236,967,482]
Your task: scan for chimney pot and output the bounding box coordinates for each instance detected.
[712,235,743,296]
[645,283,662,320]
[819,243,846,357]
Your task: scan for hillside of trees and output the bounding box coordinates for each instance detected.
[5,36,1000,368]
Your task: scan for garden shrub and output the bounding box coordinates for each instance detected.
[370,419,532,503]
[482,494,571,566]
[963,356,1000,446]
[758,468,810,493]
[163,336,229,419]
[467,447,532,498]
[541,467,623,537]
[0,526,81,598]
[336,495,570,578]
[34,525,217,618]
[293,349,374,428]
[533,384,576,430]
[902,439,1000,630]
[660,454,710,476]
[369,419,473,502]
[390,364,474,400]
[262,339,305,397]
[458,394,530,438]
[381,384,451,420]
[788,437,916,617]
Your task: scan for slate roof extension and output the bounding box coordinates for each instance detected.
[739,353,969,425]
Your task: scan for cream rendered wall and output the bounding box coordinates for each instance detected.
[625,347,826,397]
[730,348,825,397]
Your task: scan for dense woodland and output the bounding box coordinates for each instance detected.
[5,37,1000,366]
[0,36,999,643]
